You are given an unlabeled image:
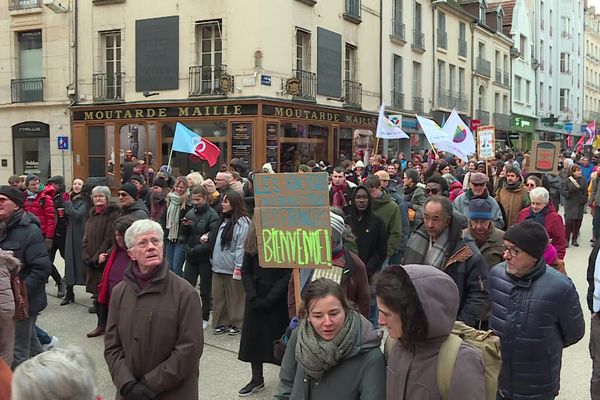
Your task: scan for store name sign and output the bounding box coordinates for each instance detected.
[74,104,257,121]
[267,106,376,126]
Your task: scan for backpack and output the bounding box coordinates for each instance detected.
[384,321,501,400]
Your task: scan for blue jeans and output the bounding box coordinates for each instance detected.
[369,287,379,328]
[35,325,51,345]
[165,241,186,277]
[12,315,42,369]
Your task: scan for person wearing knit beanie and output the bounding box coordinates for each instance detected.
[329,210,345,245]
[0,186,25,208]
[468,198,493,220]
[119,183,138,200]
[504,220,548,263]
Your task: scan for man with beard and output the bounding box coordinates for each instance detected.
[495,166,529,228]
[329,166,356,212]
[454,172,504,229]
[463,199,504,269]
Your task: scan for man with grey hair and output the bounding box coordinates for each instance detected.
[104,219,204,400]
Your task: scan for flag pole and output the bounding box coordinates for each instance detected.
[375,137,380,157]
[167,146,174,168]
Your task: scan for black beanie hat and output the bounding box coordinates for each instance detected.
[119,183,138,200]
[504,220,548,260]
[0,186,25,208]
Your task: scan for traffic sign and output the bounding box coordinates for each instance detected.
[58,136,69,150]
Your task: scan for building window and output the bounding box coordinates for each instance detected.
[560,88,569,110]
[459,22,467,57]
[345,44,357,81]
[560,52,570,73]
[561,17,571,37]
[412,61,422,111]
[296,29,311,71]
[393,0,403,36]
[514,76,522,101]
[96,30,122,100]
[449,64,456,94]
[437,60,446,91]
[392,54,403,108]
[13,30,43,103]
[414,2,422,33]
[437,11,447,49]
[190,21,224,96]
[344,0,361,21]
[519,35,526,58]
[458,67,465,99]
[525,80,531,104]
[495,92,500,113]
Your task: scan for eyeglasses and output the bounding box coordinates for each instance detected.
[425,188,440,195]
[118,192,129,197]
[525,183,536,188]
[502,246,521,258]
[134,237,163,248]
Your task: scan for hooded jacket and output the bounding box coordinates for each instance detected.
[386,265,485,400]
[274,313,385,400]
[23,185,56,239]
[371,191,402,257]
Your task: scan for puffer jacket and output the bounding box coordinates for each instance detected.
[489,260,584,400]
[386,265,485,400]
[23,185,56,239]
[274,312,385,400]
[181,203,219,263]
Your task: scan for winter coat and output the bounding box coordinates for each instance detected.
[239,252,291,364]
[462,227,505,270]
[448,180,464,202]
[385,265,485,400]
[274,313,385,400]
[495,182,530,227]
[517,204,566,259]
[489,259,584,400]
[404,184,426,211]
[453,190,505,229]
[82,204,121,294]
[371,192,402,257]
[210,217,250,275]
[181,203,219,265]
[385,186,410,257]
[51,189,67,250]
[122,198,149,220]
[0,254,19,365]
[328,181,357,213]
[139,187,152,213]
[544,173,562,209]
[23,186,56,239]
[0,211,51,315]
[64,197,88,286]
[561,175,587,220]
[104,261,204,400]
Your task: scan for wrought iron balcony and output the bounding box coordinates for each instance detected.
[503,72,510,85]
[93,72,124,102]
[458,39,467,57]
[292,69,317,102]
[344,80,362,109]
[493,113,512,129]
[391,19,406,41]
[455,93,468,112]
[475,57,491,78]
[412,30,425,51]
[437,89,468,112]
[413,96,424,113]
[11,77,44,103]
[391,90,405,110]
[437,30,447,50]
[189,65,229,96]
[476,109,490,124]
[495,68,502,83]
[9,0,41,10]
[436,88,451,109]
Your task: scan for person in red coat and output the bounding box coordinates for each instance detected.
[517,186,567,261]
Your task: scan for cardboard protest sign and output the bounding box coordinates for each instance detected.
[477,125,496,160]
[254,172,332,269]
[529,141,560,174]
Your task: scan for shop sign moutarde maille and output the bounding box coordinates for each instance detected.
[263,105,376,126]
[73,104,259,121]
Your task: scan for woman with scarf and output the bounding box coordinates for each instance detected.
[209,190,250,336]
[164,176,189,277]
[61,178,92,305]
[149,177,169,227]
[81,186,121,338]
[462,199,504,270]
[274,278,385,400]
[562,164,588,247]
[95,216,135,335]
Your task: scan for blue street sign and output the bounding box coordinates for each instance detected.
[57,136,69,150]
[261,75,272,86]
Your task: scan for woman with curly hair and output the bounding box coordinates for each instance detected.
[375,264,485,400]
[164,176,190,276]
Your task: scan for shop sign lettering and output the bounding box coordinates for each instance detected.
[74,104,256,121]
[267,105,377,126]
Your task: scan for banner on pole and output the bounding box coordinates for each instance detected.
[476,125,496,160]
[529,141,561,174]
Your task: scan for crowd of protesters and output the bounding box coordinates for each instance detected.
[1,146,598,399]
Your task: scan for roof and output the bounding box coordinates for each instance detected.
[489,0,516,36]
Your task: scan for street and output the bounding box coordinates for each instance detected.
[37,213,596,400]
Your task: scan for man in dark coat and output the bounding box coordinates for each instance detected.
[46,176,68,298]
[588,241,600,400]
[490,220,584,400]
[129,175,152,212]
[118,183,149,220]
[0,186,51,368]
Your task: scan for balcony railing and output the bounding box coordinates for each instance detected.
[413,96,424,113]
[503,72,510,85]
[584,110,600,121]
[475,57,491,78]
[495,68,502,83]
[391,90,405,110]
[189,65,228,96]
[9,0,41,10]
[344,0,361,22]
[11,77,44,103]
[292,69,317,102]
[493,113,512,129]
[437,30,447,50]
[476,109,490,124]
[456,94,468,112]
[437,88,451,108]
[412,30,425,51]
[436,89,468,112]
[93,72,124,102]
[391,19,405,41]
[344,80,362,109]
[458,39,467,57]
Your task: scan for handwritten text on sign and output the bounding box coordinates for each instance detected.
[254,173,332,269]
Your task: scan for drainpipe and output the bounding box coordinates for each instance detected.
[73,0,78,103]
[471,22,476,123]
[379,0,383,106]
[432,3,437,115]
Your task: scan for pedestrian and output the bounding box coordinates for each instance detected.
[209,190,250,336]
[454,172,505,229]
[163,176,191,277]
[118,182,149,219]
[61,178,91,306]
[274,278,385,399]
[0,252,19,365]
[46,175,68,299]
[181,185,219,330]
[495,166,529,228]
[524,174,543,192]
[82,186,121,337]
[374,170,409,261]
[186,171,205,191]
[0,186,51,368]
[403,196,489,327]
[562,164,588,247]
[489,220,584,400]
[463,199,504,269]
[587,240,600,400]
[237,221,292,396]
[375,264,486,400]
[104,219,204,400]
[148,177,169,226]
[129,175,151,211]
[329,166,357,212]
[403,168,426,228]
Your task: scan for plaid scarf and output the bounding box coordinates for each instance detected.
[403,226,450,269]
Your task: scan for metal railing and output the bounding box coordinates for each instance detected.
[391,90,405,110]
[412,30,425,51]
[344,0,361,20]
[493,113,512,129]
[292,69,317,101]
[437,89,468,112]
[9,0,41,10]
[475,57,491,77]
[503,72,510,85]
[437,88,451,109]
[456,93,468,112]
[476,109,490,124]
[11,77,44,103]
[458,39,467,57]
[189,65,227,96]
[344,80,362,109]
[437,30,447,50]
[495,68,502,83]
[413,96,424,113]
[93,72,124,101]
[391,19,405,40]
[584,110,600,121]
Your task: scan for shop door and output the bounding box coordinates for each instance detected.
[118,123,158,185]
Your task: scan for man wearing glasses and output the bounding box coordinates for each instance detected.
[118,183,149,220]
[454,172,505,229]
[489,220,584,400]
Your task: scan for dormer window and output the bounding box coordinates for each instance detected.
[480,5,485,21]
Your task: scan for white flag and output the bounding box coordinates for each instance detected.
[376,104,409,139]
[416,115,449,144]
[440,109,476,160]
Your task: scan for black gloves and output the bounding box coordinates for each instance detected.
[121,381,157,400]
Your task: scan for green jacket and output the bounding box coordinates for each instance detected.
[372,192,402,257]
